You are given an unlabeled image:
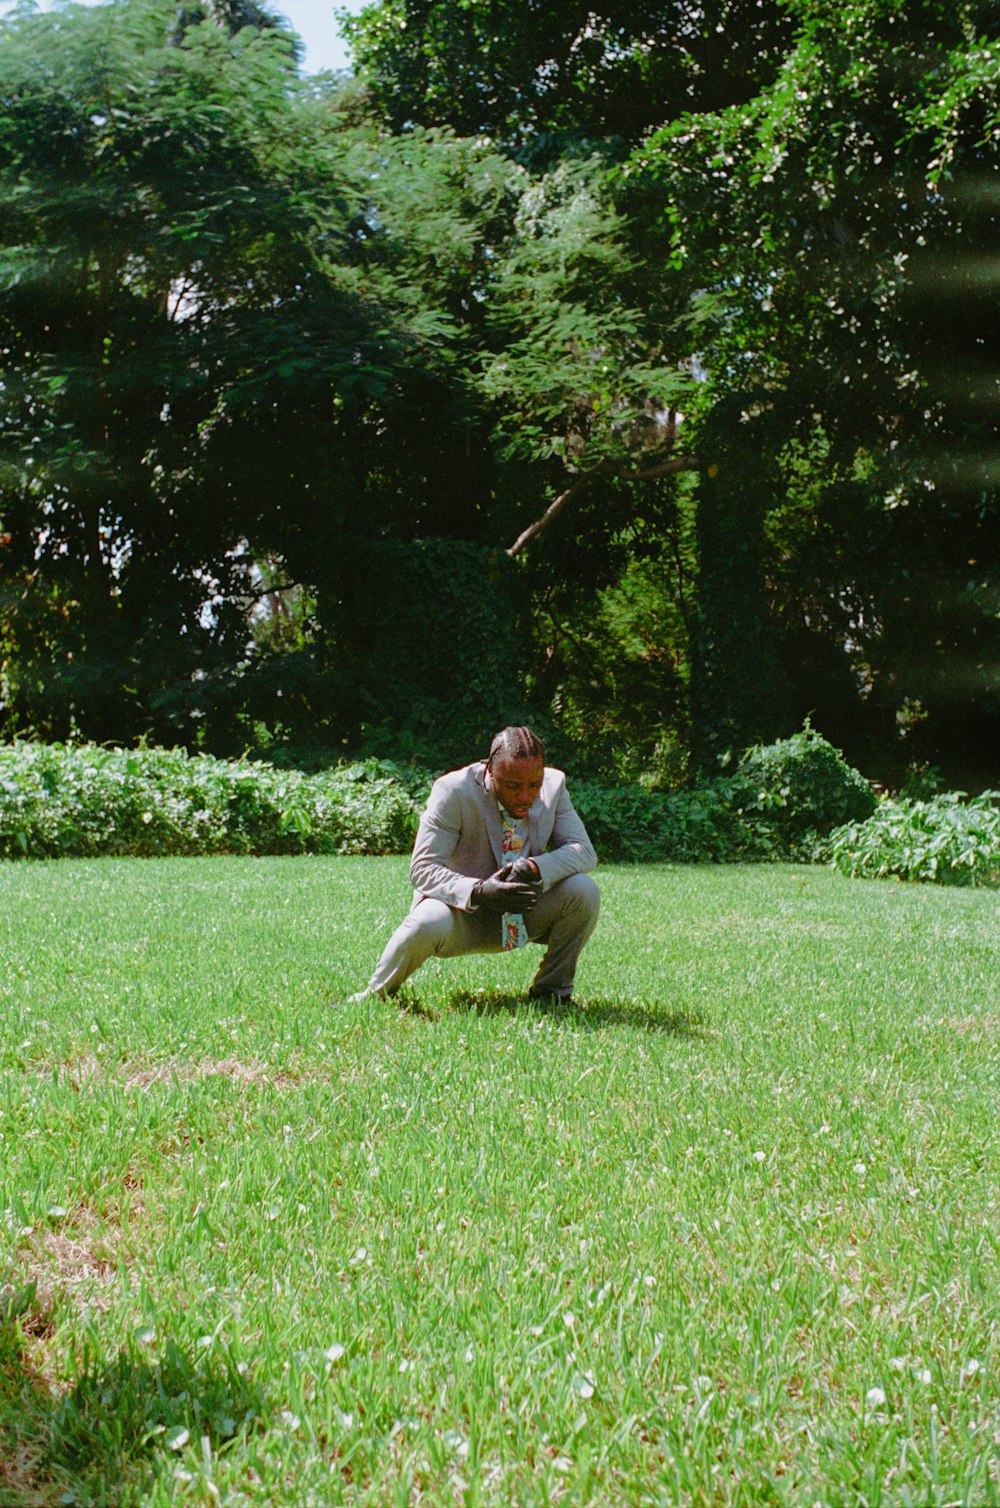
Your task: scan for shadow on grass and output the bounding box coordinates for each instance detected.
[446,989,709,1037]
[0,1280,263,1507]
[390,990,441,1023]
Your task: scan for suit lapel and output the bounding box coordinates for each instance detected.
[528,769,558,857]
[475,765,505,867]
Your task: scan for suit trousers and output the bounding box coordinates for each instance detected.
[366,872,600,999]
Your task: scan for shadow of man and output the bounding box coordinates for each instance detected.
[1,1279,263,1507]
[446,989,708,1037]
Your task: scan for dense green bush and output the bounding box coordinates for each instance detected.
[572,731,876,866]
[0,739,747,866]
[826,791,1000,887]
[0,745,422,860]
[572,779,745,864]
[0,734,880,866]
[731,728,877,838]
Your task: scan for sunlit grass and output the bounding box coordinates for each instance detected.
[1,857,997,1506]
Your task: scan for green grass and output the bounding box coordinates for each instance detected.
[1,857,997,1507]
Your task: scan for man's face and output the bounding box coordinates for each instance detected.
[490,754,544,818]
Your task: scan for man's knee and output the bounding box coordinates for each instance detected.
[367,898,482,996]
[399,899,457,954]
[552,871,600,919]
[528,873,600,935]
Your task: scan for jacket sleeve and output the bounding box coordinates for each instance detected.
[534,777,597,891]
[408,778,481,911]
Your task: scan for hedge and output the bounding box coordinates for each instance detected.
[0,744,423,860]
[0,730,880,867]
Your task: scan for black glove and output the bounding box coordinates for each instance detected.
[472,868,541,913]
[506,856,542,885]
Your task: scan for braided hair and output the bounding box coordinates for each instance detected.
[487,725,546,766]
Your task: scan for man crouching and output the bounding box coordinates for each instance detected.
[356,725,599,1003]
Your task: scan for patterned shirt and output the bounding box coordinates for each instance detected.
[499,809,530,949]
[500,809,529,867]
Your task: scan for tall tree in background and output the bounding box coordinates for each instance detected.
[345,0,794,145]
[0,0,339,742]
[0,0,520,757]
[2,0,996,782]
[346,0,800,777]
[635,0,1000,781]
[346,0,999,785]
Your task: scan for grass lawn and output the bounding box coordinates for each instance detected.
[0,856,997,1507]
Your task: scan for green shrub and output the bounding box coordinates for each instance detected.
[570,778,782,864]
[826,791,1000,887]
[0,744,422,860]
[0,736,881,868]
[731,728,876,839]
[570,731,876,865]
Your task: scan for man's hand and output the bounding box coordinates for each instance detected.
[473,868,541,913]
[506,856,541,884]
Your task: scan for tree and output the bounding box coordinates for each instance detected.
[0,1,516,754]
[345,0,1000,784]
[631,0,1000,781]
[5,0,996,783]
[345,0,794,146]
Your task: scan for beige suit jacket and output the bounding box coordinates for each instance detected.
[408,761,597,912]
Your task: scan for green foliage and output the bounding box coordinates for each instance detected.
[526,528,694,785]
[2,0,997,787]
[571,730,875,864]
[826,791,1000,887]
[0,732,877,866]
[634,0,1000,788]
[0,0,336,743]
[481,154,694,475]
[687,402,793,772]
[345,0,793,144]
[0,744,422,859]
[732,727,877,839]
[345,538,532,771]
[0,3,521,752]
[572,778,747,864]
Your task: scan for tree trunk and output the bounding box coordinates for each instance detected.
[688,400,792,773]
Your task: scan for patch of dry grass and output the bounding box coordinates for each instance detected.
[41,1052,330,1094]
[20,1204,128,1323]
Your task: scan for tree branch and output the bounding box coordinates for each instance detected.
[505,472,602,558]
[247,580,300,600]
[505,453,700,557]
[631,454,700,482]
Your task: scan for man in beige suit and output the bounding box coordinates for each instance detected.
[358,726,599,1002]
